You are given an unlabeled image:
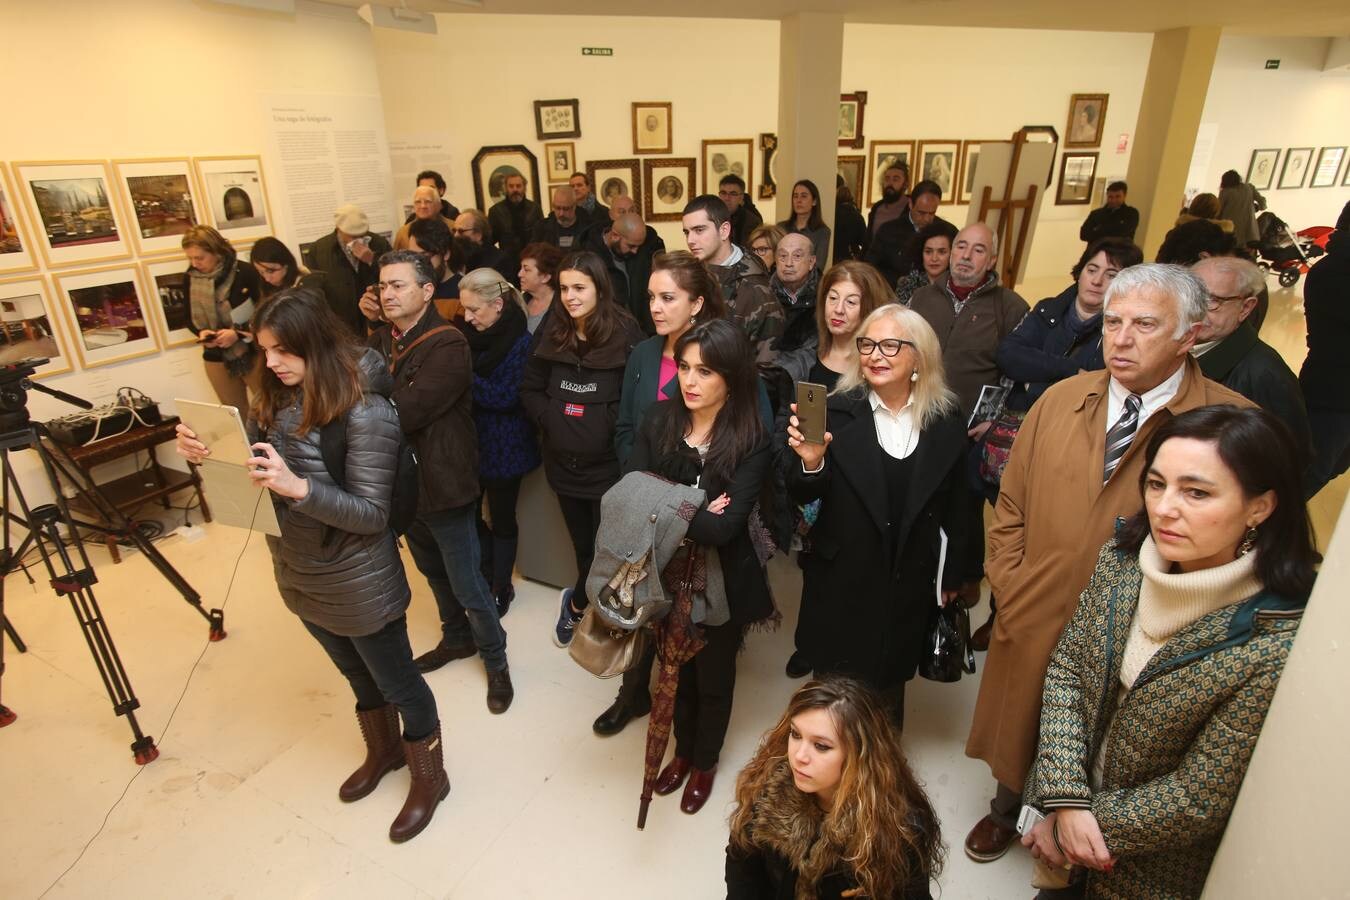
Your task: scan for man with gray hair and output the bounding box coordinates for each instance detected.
[963,263,1252,864]
[531,185,588,251]
[393,185,455,250]
[1191,256,1310,455]
[769,232,820,354]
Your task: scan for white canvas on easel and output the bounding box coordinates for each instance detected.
[965,139,1055,289]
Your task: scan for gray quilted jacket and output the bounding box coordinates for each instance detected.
[257,349,411,636]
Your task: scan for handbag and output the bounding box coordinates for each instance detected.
[919,602,976,683]
[977,407,1026,489]
[569,605,649,679]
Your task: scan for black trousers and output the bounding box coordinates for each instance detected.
[674,622,742,771]
[555,493,603,608]
[477,476,523,595]
[302,615,438,740]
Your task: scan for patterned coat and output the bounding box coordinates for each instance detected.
[1024,540,1305,900]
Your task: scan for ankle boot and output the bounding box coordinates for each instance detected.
[389,724,451,843]
[339,704,405,802]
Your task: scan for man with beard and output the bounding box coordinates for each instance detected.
[719,173,763,247]
[452,209,515,284]
[866,180,951,286]
[530,186,588,251]
[487,172,543,264]
[589,211,665,334]
[867,161,911,238]
[769,232,820,353]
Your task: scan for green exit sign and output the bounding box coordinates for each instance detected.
[582,47,613,57]
[1265,59,1280,69]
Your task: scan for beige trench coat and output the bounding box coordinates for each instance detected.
[965,358,1251,791]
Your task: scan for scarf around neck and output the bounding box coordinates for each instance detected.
[463,298,527,375]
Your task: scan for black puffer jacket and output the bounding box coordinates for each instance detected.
[257,349,410,637]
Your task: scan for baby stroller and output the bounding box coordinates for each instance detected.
[1252,210,1330,287]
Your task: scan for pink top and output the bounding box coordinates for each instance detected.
[658,355,679,400]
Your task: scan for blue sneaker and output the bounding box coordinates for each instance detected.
[553,588,582,648]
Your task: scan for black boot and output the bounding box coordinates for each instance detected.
[593,689,652,736]
[491,535,518,617]
[486,666,514,714]
[389,725,450,843]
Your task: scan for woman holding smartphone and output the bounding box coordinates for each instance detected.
[175,288,447,844]
[182,225,264,418]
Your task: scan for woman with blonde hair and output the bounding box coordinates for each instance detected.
[726,675,943,899]
[182,224,264,417]
[747,223,786,275]
[784,304,970,723]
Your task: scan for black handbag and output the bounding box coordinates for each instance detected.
[919,603,977,683]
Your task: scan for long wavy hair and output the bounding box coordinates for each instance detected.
[729,676,944,898]
[814,260,894,358]
[544,250,635,354]
[831,304,957,430]
[250,288,365,435]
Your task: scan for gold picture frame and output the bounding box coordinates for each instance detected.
[52,264,163,369]
[544,142,577,184]
[192,155,274,243]
[113,157,206,258]
[0,164,40,276]
[13,159,133,269]
[701,139,754,195]
[632,102,673,155]
[0,274,76,377]
[140,257,198,348]
[1065,94,1109,148]
[643,158,696,222]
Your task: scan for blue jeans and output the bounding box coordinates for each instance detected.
[405,502,508,671]
[302,615,438,740]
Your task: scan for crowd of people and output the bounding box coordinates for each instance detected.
[174,163,1341,897]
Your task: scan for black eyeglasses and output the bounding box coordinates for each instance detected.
[1206,292,1249,311]
[856,337,915,357]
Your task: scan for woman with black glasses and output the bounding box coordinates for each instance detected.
[785,304,970,726]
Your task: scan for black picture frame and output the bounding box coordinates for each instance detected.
[533,99,580,140]
[471,145,541,211]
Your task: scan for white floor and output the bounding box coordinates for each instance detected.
[2,278,1344,900]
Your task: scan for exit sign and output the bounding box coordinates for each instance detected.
[1265,59,1280,69]
[582,47,613,56]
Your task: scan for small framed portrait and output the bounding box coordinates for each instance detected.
[193,156,273,243]
[1310,146,1345,189]
[13,160,132,269]
[0,164,39,276]
[1246,148,1281,191]
[586,158,642,212]
[917,140,960,200]
[113,158,204,257]
[471,145,541,211]
[701,139,754,195]
[53,264,161,369]
[866,140,916,207]
[1065,94,1109,148]
[643,158,696,222]
[1056,152,1099,205]
[838,91,868,150]
[545,142,577,184]
[958,140,999,206]
[140,257,197,348]
[836,155,865,203]
[632,102,673,155]
[533,99,580,141]
[0,275,76,377]
[1278,147,1313,190]
[758,133,779,200]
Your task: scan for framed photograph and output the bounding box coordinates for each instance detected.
[917,140,961,200]
[1310,146,1346,188]
[586,158,642,212]
[13,160,132,268]
[53,265,161,369]
[1065,94,1109,148]
[113,158,204,257]
[1056,152,1098,205]
[643,158,696,222]
[759,133,779,200]
[0,275,76,378]
[958,140,999,205]
[866,140,916,207]
[140,258,196,348]
[1246,148,1281,191]
[701,139,754,195]
[545,142,577,184]
[838,91,868,150]
[836,155,865,203]
[0,164,39,276]
[1279,147,1313,189]
[193,156,273,242]
[471,145,541,211]
[632,102,673,155]
[533,99,580,141]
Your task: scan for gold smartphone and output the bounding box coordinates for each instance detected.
[795,381,828,444]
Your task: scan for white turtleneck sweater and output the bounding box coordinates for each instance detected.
[1089,538,1262,790]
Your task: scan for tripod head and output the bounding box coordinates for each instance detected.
[0,359,94,434]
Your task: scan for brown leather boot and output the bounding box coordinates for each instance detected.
[339,705,405,803]
[389,725,451,843]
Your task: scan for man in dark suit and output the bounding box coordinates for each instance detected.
[487,173,543,264]
[1079,180,1139,244]
[587,211,664,335]
[304,204,391,338]
[865,180,949,286]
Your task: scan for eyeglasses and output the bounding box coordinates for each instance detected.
[1206,292,1249,311]
[856,337,915,357]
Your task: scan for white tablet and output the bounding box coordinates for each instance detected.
[175,399,254,466]
[175,399,281,537]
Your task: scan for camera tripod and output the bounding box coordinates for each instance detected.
[1,373,224,764]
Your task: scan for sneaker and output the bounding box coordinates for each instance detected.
[553,588,582,648]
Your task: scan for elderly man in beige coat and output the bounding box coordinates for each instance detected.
[963,264,1253,863]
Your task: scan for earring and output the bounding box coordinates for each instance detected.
[1236,525,1258,557]
[690,314,696,325]
[911,371,919,382]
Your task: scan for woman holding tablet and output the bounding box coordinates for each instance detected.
[175,288,446,844]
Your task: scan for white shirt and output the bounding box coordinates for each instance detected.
[802,390,918,474]
[1105,364,1185,434]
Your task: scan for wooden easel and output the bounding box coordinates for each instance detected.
[976,128,1041,288]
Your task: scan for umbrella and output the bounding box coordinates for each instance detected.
[636,543,706,829]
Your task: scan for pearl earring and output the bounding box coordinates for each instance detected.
[911,371,919,382]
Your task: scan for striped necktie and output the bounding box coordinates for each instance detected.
[1103,393,1142,484]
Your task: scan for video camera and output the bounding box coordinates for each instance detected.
[0,358,48,432]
